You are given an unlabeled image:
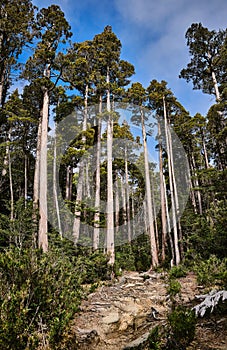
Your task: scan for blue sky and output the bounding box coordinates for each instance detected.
[32,0,227,116]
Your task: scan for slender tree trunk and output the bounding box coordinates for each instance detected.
[191,153,203,215]
[114,170,120,229]
[24,153,28,208]
[163,97,180,265]
[53,124,62,238]
[125,145,131,242]
[211,70,221,102]
[93,96,102,250]
[73,84,88,244]
[141,107,159,267]
[33,119,42,208]
[158,121,167,261]
[167,126,184,259]
[38,85,49,252]
[65,165,72,201]
[7,131,14,221]
[202,136,209,169]
[189,176,197,214]
[106,66,115,265]
[121,174,127,224]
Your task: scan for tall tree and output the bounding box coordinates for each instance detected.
[0,0,35,107]
[93,26,134,265]
[179,23,227,101]
[23,5,72,251]
[127,82,159,267]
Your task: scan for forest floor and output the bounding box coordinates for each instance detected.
[68,271,227,350]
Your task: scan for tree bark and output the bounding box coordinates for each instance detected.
[163,96,180,265]
[106,66,115,265]
[38,86,49,252]
[93,96,102,250]
[141,107,159,267]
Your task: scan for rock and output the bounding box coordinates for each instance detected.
[118,314,134,331]
[123,331,150,349]
[102,311,120,324]
[75,329,100,350]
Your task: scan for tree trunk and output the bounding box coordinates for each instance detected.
[191,153,203,215]
[38,86,49,253]
[163,96,180,265]
[7,131,14,221]
[125,145,132,242]
[141,107,159,267]
[53,124,62,238]
[158,120,167,261]
[73,84,88,244]
[24,153,28,208]
[211,70,221,102]
[106,66,115,265]
[65,165,72,201]
[93,96,102,250]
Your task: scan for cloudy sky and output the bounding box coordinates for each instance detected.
[33,0,227,116]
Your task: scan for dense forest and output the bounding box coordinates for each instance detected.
[0,1,226,349]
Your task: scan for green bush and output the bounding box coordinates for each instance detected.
[193,255,227,287]
[167,278,181,297]
[169,265,187,279]
[166,306,196,350]
[0,247,82,349]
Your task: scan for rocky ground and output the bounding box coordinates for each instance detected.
[67,271,227,350]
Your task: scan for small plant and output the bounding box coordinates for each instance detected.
[147,326,161,349]
[166,305,196,350]
[169,265,187,279]
[193,255,227,287]
[167,278,181,297]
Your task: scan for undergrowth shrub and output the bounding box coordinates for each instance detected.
[193,255,227,287]
[166,305,196,350]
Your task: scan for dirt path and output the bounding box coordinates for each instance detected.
[69,271,206,350]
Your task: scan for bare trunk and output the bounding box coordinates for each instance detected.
[189,176,197,214]
[114,170,120,229]
[93,96,102,250]
[73,84,88,244]
[8,131,14,221]
[106,67,115,265]
[141,107,159,267]
[33,120,42,207]
[125,146,131,242]
[191,153,203,215]
[158,121,167,261]
[202,137,209,169]
[38,87,49,252]
[167,126,184,259]
[53,124,62,238]
[65,165,72,201]
[24,154,28,208]
[163,96,180,265]
[211,70,221,102]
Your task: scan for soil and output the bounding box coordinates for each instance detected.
[67,271,227,350]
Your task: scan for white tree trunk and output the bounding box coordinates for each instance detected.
[38,87,49,253]
[106,66,115,265]
[73,84,88,244]
[93,96,102,250]
[158,121,167,261]
[141,107,159,267]
[163,96,180,265]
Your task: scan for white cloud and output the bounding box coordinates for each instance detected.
[114,0,227,115]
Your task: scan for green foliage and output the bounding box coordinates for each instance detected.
[147,326,161,349]
[0,246,82,349]
[169,265,187,279]
[167,278,181,297]
[166,306,196,350]
[193,255,227,287]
